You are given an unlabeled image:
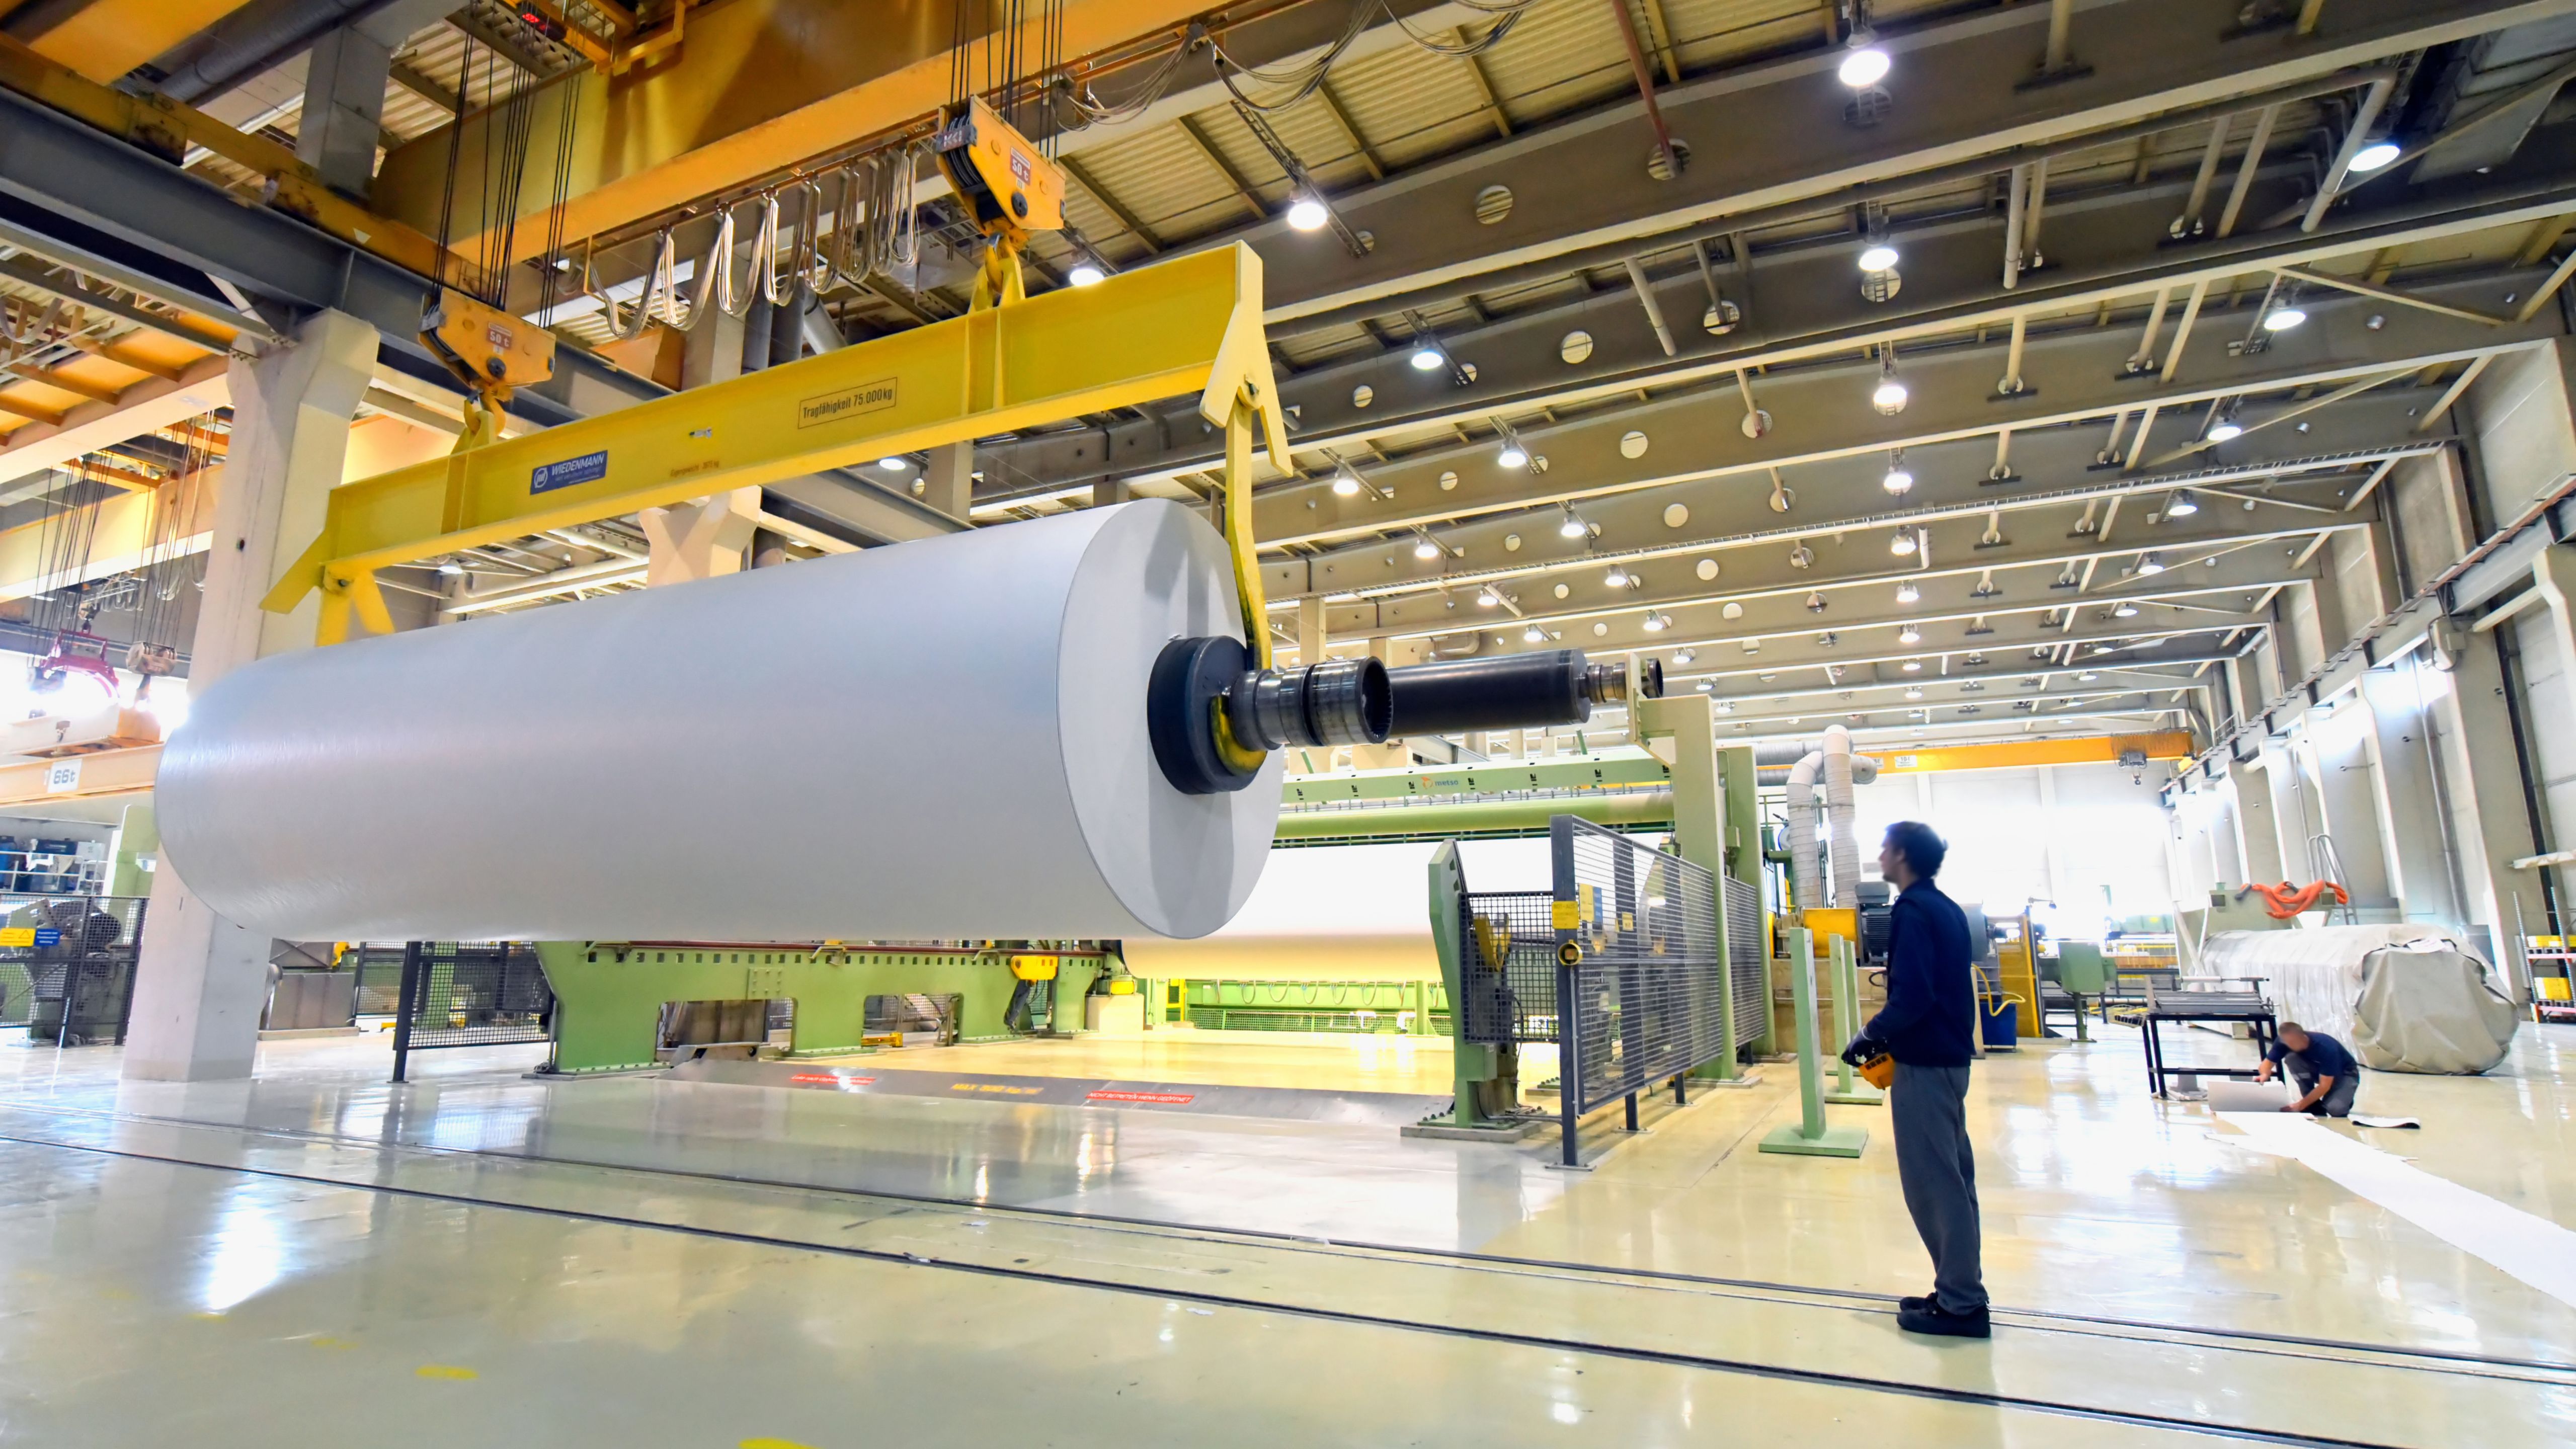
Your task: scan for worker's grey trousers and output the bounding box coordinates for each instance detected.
[1892,1063,1987,1315]
[2282,1051,2359,1116]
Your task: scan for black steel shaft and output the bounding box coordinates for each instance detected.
[1386,650,1603,736]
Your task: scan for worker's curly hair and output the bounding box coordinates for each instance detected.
[1883,820,1948,877]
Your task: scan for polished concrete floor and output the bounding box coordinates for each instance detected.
[0,1021,2569,1445]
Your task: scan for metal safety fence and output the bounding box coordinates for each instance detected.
[389,942,554,1082]
[0,894,145,1047]
[1724,874,1767,1050]
[1455,820,1742,1166]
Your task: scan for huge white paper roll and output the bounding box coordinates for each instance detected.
[159,499,1279,942]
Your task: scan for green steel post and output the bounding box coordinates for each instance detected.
[1719,745,1776,1058]
[1425,841,1501,1129]
[109,802,156,899]
[1759,927,1866,1157]
[1640,694,1740,1082]
[1824,935,1884,1106]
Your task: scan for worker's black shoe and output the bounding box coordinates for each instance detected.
[1899,1293,1934,1313]
[1897,1302,1991,1338]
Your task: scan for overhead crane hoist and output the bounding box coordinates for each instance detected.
[215,105,1647,1071]
[261,110,1642,798]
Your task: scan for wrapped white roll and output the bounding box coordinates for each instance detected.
[158,499,1280,942]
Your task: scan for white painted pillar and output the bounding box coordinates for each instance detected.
[1296,596,1324,667]
[124,310,378,1082]
[2357,657,2467,925]
[922,441,974,522]
[2226,754,2284,886]
[2447,626,2556,993]
[640,487,761,585]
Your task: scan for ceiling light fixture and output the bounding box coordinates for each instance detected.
[2165,489,2200,517]
[1857,243,1900,273]
[1332,472,1361,497]
[2261,306,2307,332]
[1837,40,1891,89]
[876,456,911,471]
[1477,587,1501,607]
[1882,449,1913,494]
[1559,506,1589,538]
[1901,659,1922,672]
[2349,140,2402,173]
[1414,535,1442,560]
[1642,610,1670,632]
[1498,442,1530,468]
[1871,351,1908,414]
[437,562,463,576]
[1524,623,1547,642]
[1889,528,1918,556]
[1068,264,1106,288]
[1286,195,1330,231]
[1673,648,1696,665]
[1904,687,1923,700]
[2137,551,2166,575]
[1898,625,1921,645]
[1409,343,1445,371]
[1895,581,1919,604]
[1605,565,1630,587]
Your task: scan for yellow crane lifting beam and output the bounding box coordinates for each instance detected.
[1869,732,2196,774]
[264,244,1290,647]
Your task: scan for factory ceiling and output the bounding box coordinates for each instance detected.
[0,0,2571,754]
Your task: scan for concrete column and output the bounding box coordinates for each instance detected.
[2358,657,2468,925]
[2306,705,2395,910]
[2449,629,2557,991]
[2526,541,2576,693]
[1093,477,1131,509]
[640,487,761,585]
[1296,596,1324,666]
[2259,740,2314,883]
[923,442,974,522]
[2226,755,2285,886]
[682,308,745,388]
[124,310,378,1082]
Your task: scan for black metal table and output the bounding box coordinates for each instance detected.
[2140,989,2277,1099]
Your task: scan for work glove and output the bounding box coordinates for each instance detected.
[1839,1033,1886,1069]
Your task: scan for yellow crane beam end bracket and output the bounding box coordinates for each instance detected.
[261,243,1289,646]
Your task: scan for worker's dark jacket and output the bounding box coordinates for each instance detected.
[1864,878,1976,1068]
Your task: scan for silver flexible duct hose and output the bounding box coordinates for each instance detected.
[1825,726,1858,909]
[1786,749,1824,913]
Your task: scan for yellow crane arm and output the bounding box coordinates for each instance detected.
[264,244,1290,644]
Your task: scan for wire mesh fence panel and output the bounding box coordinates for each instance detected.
[5,894,145,1046]
[1457,890,1560,1045]
[393,943,553,1053]
[1724,874,1767,1050]
[350,944,408,1016]
[1552,818,1727,1118]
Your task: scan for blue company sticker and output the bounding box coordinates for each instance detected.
[531,450,609,495]
[33,928,58,948]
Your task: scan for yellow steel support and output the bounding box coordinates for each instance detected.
[265,244,1290,645]
[0,35,471,291]
[369,0,1217,266]
[1868,732,2195,774]
[23,0,259,84]
[0,743,160,810]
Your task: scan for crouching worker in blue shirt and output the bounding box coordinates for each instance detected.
[1839,821,1989,1339]
[2257,1022,2360,1117]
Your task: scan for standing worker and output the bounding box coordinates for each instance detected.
[1840,821,1989,1339]
[2257,1022,2360,1117]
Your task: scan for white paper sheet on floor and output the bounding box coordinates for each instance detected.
[2198,925,2520,1073]
[2220,1112,2576,1308]
[158,501,1279,943]
[1123,835,1650,981]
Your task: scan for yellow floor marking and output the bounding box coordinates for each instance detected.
[415,1364,478,1381]
[740,1439,822,1448]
